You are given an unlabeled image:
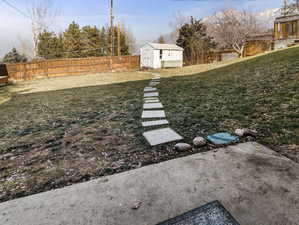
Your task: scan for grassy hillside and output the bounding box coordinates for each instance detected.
[0,46,298,203]
[160,47,299,159]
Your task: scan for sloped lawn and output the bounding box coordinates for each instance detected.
[160,47,299,160]
[0,47,298,203]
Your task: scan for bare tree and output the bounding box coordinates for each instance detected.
[27,0,59,58]
[121,24,137,55]
[17,36,34,60]
[155,35,166,44]
[206,9,265,56]
[169,11,189,43]
[281,0,299,16]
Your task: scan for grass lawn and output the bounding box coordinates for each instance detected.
[0,47,298,203]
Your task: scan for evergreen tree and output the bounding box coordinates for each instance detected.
[38,31,64,59]
[33,21,133,59]
[37,31,53,58]
[81,26,101,57]
[157,35,165,44]
[119,29,129,55]
[52,34,64,58]
[99,27,108,56]
[177,17,216,64]
[63,21,83,58]
[2,48,28,63]
[107,26,130,56]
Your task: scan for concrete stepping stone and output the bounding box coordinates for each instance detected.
[150,81,160,84]
[149,83,159,87]
[143,102,163,109]
[143,127,183,146]
[144,87,157,92]
[145,99,160,103]
[144,92,159,98]
[142,120,169,127]
[144,97,159,101]
[142,110,165,119]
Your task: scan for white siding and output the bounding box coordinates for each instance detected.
[161,50,183,67]
[140,44,154,68]
[161,50,182,61]
[140,43,183,69]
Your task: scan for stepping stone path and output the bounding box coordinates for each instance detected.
[142,110,166,119]
[142,120,169,127]
[144,87,157,92]
[144,92,159,98]
[141,74,184,146]
[145,99,160,103]
[143,128,183,146]
[144,97,159,101]
[143,102,164,109]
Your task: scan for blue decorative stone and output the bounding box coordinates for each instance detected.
[207,133,239,145]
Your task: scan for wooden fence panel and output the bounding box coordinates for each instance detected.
[243,40,273,57]
[5,55,140,81]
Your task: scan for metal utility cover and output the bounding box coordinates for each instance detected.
[157,200,240,225]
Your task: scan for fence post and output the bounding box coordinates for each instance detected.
[44,60,49,78]
[110,56,113,71]
[23,64,26,81]
[129,56,132,70]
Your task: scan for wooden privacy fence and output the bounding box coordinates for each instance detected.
[4,55,140,81]
[183,51,224,66]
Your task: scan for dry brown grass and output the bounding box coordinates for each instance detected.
[11,71,153,94]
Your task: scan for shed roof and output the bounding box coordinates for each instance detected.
[145,43,183,51]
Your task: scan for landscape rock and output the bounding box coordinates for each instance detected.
[193,137,207,147]
[235,128,258,138]
[235,129,246,137]
[131,201,142,210]
[174,143,192,152]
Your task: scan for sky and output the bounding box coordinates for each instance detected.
[0,0,284,57]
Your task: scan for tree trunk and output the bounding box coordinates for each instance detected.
[232,43,244,58]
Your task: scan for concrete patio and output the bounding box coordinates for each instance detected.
[0,142,298,225]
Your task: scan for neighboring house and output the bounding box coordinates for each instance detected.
[140,43,183,69]
[274,14,299,49]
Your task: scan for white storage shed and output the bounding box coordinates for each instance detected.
[140,43,183,69]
